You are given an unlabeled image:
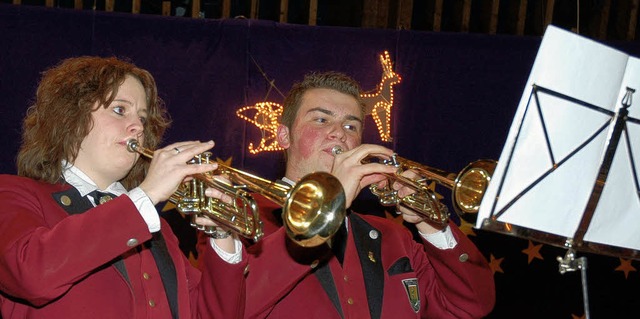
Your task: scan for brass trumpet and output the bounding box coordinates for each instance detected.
[332,146,496,225]
[128,139,346,247]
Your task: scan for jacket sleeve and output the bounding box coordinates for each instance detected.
[0,178,152,306]
[416,221,496,318]
[193,234,249,319]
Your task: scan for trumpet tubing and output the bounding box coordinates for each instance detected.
[332,146,496,225]
[127,139,264,241]
[128,139,346,247]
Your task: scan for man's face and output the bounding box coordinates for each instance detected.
[278,88,363,181]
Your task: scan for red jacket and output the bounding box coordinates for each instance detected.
[244,194,495,319]
[0,175,246,319]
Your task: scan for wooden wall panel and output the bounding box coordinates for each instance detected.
[8,0,640,43]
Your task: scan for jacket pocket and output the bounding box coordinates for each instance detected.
[387,256,413,276]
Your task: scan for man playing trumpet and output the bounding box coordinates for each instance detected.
[240,71,496,318]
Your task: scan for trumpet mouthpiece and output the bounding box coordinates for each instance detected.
[126,139,140,153]
[331,146,344,156]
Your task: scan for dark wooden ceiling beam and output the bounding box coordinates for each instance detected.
[516,0,527,35]
[309,0,318,26]
[628,0,639,41]
[396,0,414,29]
[543,0,555,32]
[280,0,289,23]
[433,0,443,31]
[488,0,500,35]
[363,0,390,29]
[192,0,201,18]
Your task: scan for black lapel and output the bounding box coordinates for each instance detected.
[52,187,94,215]
[350,214,384,319]
[271,207,284,227]
[148,232,179,319]
[313,261,345,319]
[279,177,346,318]
[52,187,131,284]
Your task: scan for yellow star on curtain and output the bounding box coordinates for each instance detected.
[615,258,636,279]
[488,254,504,274]
[521,240,544,264]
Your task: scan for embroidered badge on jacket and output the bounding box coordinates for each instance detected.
[402,278,420,313]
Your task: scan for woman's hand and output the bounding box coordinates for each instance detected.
[139,140,217,205]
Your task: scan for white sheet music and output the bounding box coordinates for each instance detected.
[477,25,640,251]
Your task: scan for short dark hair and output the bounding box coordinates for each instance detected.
[17,56,171,189]
[280,71,365,129]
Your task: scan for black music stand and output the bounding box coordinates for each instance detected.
[476,25,640,319]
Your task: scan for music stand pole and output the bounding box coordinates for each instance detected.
[557,239,590,319]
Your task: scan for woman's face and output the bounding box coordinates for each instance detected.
[73,75,148,189]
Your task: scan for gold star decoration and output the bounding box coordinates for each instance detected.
[236,51,402,153]
[161,200,177,213]
[384,209,405,226]
[217,156,234,167]
[488,254,504,274]
[615,258,636,279]
[521,240,544,264]
[458,218,476,237]
[188,251,198,268]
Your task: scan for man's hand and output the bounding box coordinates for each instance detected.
[330,144,397,208]
[392,165,448,234]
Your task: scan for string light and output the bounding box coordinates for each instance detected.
[361,50,401,142]
[236,50,402,153]
[236,102,284,154]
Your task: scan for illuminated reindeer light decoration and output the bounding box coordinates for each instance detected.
[236,51,402,153]
[236,102,283,154]
[361,50,401,142]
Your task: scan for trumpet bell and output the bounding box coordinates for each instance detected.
[284,172,346,247]
[453,159,497,218]
[361,151,496,225]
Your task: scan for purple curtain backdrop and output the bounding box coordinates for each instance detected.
[2,4,640,318]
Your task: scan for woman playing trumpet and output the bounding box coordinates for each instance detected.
[0,56,245,319]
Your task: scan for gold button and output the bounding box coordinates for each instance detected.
[459,253,469,262]
[347,298,354,305]
[143,273,150,280]
[148,299,156,307]
[60,195,71,206]
[99,195,113,205]
[343,275,348,282]
[310,259,319,269]
[126,238,139,247]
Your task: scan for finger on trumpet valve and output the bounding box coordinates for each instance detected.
[190,214,200,228]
